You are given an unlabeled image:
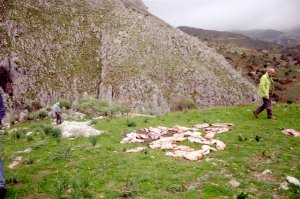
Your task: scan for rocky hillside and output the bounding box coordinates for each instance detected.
[0,0,258,115]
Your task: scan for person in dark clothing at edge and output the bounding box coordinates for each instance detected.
[0,94,6,198]
[0,66,13,198]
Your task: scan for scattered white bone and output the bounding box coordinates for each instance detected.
[166,150,189,158]
[212,123,234,127]
[173,125,191,132]
[126,147,145,153]
[136,133,149,139]
[173,133,185,138]
[149,136,187,149]
[202,145,217,152]
[160,142,177,150]
[121,132,145,144]
[204,127,230,134]
[204,132,216,140]
[281,129,300,137]
[183,131,202,138]
[122,123,231,161]
[187,137,216,145]
[189,128,200,132]
[201,145,211,155]
[174,145,195,152]
[193,123,210,128]
[215,140,226,150]
[184,150,203,160]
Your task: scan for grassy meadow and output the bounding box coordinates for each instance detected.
[1,103,300,198]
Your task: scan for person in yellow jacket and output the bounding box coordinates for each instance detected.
[253,68,275,119]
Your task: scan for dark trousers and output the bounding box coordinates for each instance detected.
[255,98,272,118]
[55,112,62,124]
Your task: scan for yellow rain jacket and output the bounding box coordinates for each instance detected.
[258,72,274,99]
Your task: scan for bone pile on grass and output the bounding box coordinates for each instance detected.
[121,123,232,161]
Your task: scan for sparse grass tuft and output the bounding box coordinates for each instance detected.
[237,192,249,199]
[25,155,34,164]
[126,119,136,127]
[52,144,72,160]
[40,124,61,137]
[89,136,98,146]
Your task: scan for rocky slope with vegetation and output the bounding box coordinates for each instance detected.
[0,0,258,116]
[179,26,300,103]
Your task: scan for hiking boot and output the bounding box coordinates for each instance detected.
[252,111,258,118]
[268,116,276,119]
[0,186,7,198]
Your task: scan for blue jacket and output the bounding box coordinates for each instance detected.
[0,94,5,120]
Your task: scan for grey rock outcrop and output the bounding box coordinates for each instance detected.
[0,0,258,115]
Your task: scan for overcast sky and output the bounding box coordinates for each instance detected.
[143,0,300,31]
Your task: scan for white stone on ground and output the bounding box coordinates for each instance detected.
[9,156,22,169]
[17,147,32,154]
[125,147,145,153]
[229,179,240,187]
[280,181,289,190]
[287,176,300,186]
[262,169,272,175]
[58,121,102,138]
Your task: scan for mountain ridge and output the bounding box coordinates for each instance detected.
[178,26,282,50]
[233,28,300,47]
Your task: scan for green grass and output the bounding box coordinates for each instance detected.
[2,104,300,198]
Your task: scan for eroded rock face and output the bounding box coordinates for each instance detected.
[0,0,258,115]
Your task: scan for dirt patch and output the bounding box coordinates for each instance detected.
[251,151,276,164]
[252,171,277,183]
[9,181,23,187]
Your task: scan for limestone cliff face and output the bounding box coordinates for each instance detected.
[0,0,258,114]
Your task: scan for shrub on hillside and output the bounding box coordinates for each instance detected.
[24,109,48,121]
[99,107,112,117]
[58,99,72,109]
[10,114,19,125]
[75,97,109,117]
[111,104,131,116]
[50,128,61,138]
[75,97,131,117]
[31,101,43,111]
[101,104,131,118]
[11,129,26,140]
[171,96,198,111]
[126,119,136,127]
